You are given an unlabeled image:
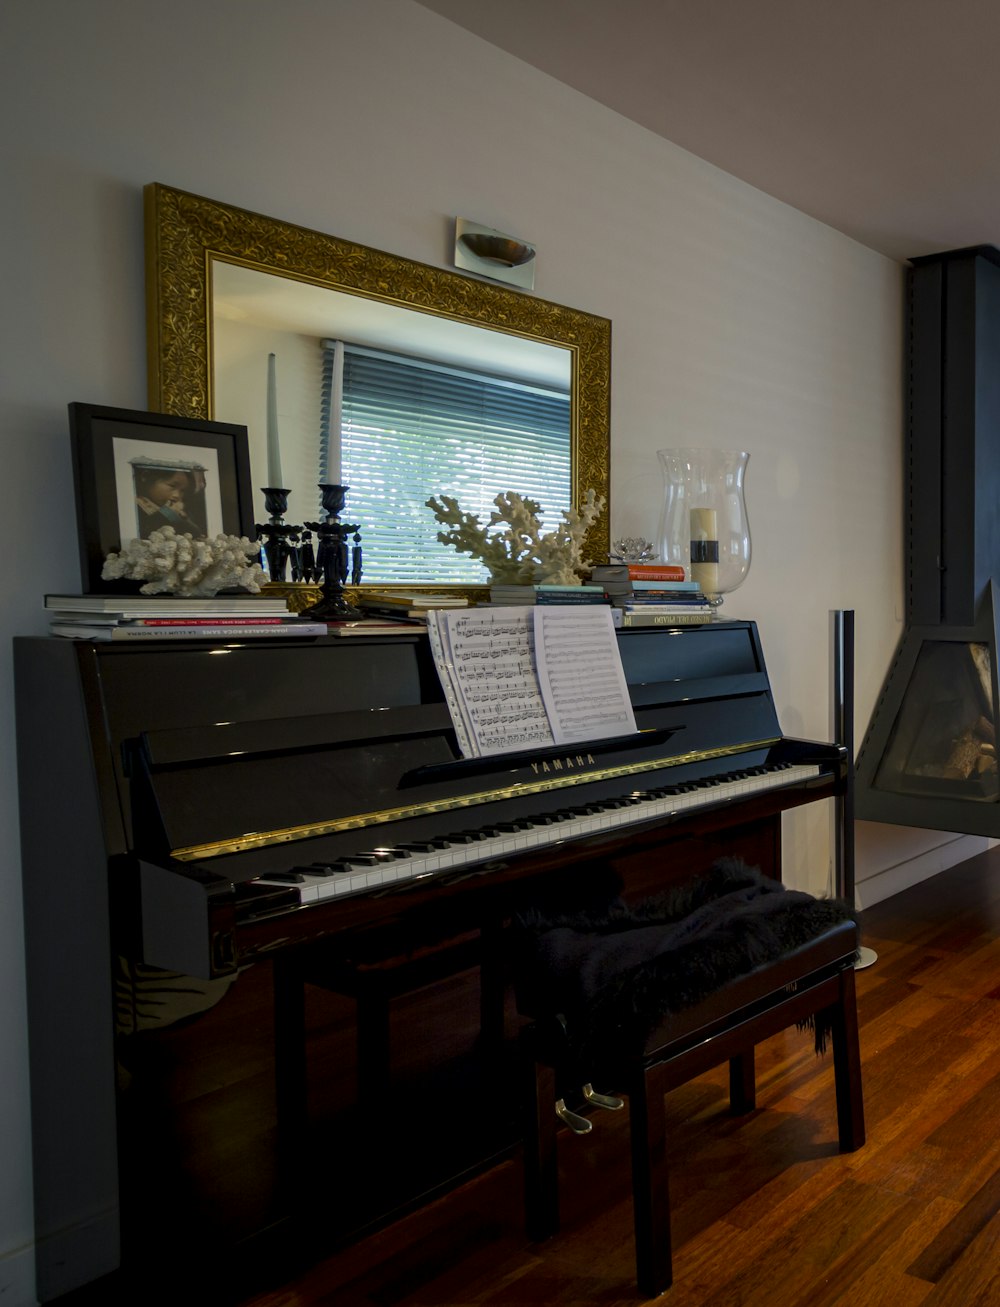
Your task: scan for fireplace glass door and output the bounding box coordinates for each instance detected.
[874,640,998,801]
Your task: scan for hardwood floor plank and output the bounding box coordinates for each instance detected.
[668,1177,907,1307]
[919,1210,1000,1306]
[798,1193,957,1307]
[908,1167,1000,1282]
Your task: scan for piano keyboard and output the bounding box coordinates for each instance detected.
[253,761,822,906]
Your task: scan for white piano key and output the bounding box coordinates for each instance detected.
[253,763,822,905]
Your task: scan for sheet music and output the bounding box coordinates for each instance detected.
[533,605,637,744]
[425,612,477,758]
[427,606,636,759]
[428,609,554,757]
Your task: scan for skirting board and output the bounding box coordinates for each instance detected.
[0,1240,39,1307]
[855,833,996,910]
[32,1204,119,1304]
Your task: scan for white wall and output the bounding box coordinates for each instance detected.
[0,1,955,1300]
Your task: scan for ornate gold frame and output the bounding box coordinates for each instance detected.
[144,183,611,594]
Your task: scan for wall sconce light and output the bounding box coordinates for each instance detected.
[454,218,536,290]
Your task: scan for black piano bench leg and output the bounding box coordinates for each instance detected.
[629,1068,673,1298]
[831,966,866,1153]
[729,1049,756,1115]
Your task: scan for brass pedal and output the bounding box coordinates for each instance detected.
[582,1083,624,1111]
[555,1097,592,1134]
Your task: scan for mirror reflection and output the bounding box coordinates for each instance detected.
[144,183,611,590]
[212,262,573,583]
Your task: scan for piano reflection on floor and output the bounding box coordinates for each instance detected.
[16,620,846,1300]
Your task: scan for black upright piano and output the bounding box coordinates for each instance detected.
[15,621,846,1301]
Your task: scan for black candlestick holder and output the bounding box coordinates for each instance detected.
[299,484,363,619]
[255,488,303,584]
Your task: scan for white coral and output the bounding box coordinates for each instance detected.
[426,489,605,585]
[101,526,265,596]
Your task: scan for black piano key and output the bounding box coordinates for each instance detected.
[260,870,307,884]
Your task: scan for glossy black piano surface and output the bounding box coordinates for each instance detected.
[15,622,846,1301]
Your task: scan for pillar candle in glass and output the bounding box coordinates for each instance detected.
[689,506,719,594]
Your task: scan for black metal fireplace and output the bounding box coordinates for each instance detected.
[856,245,1000,835]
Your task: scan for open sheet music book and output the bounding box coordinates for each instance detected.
[425,606,638,759]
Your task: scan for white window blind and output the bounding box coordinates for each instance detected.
[322,343,571,584]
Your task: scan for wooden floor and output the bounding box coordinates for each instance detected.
[234,845,1000,1307]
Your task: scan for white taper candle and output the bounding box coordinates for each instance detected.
[266,352,283,487]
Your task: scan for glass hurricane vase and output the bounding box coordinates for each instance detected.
[656,448,751,606]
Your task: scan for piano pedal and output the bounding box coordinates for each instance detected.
[555,1097,592,1135]
[582,1083,624,1111]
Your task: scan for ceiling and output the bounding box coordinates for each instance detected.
[418,0,1000,263]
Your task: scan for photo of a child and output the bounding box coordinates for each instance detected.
[131,457,209,539]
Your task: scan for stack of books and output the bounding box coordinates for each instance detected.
[359,591,469,623]
[590,562,687,595]
[588,564,714,627]
[487,583,610,606]
[614,602,715,628]
[44,593,329,640]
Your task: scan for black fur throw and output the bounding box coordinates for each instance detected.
[512,858,857,1079]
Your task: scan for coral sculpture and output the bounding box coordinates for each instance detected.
[425,489,606,585]
[101,526,265,596]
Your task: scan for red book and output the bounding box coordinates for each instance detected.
[625,564,685,581]
[134,616,291,625]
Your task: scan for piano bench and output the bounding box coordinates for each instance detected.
[515,869,864,1298]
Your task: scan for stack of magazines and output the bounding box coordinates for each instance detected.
[44,593,329,640]
[358,591,468,623]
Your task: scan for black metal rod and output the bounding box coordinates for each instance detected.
[833,609,856,907]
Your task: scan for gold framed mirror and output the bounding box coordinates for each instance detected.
[144,183,610,596]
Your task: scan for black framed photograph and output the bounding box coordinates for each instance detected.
[69,403,255,593]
